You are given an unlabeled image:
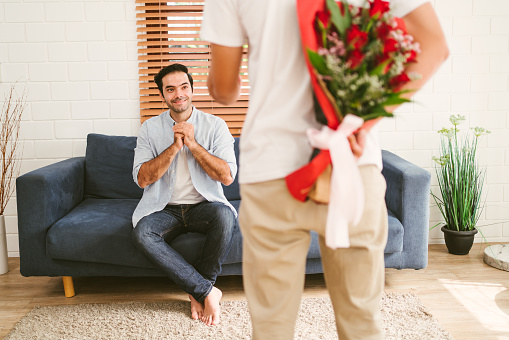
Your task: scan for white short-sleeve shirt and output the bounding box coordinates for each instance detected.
[201,0,429,184]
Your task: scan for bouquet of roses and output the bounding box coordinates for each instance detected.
[309,0,421,124]
[286,0,421,248]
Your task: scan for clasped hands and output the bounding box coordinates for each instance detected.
[173,122,197,150]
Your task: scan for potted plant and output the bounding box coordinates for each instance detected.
[1,84,26,274]
[431,114,490,255]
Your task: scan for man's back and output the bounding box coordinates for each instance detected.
[202,0,318,184]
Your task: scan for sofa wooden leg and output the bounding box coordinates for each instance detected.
[63,276,75,298]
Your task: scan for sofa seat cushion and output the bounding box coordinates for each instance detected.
[47,198,153,268]
[304,209,403,260]
[47,198,244,269]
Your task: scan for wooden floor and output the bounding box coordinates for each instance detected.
[1,244,508,339]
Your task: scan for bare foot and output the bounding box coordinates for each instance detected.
[202,286,222,326]
[189,294,204,321]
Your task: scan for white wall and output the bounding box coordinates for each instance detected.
[1,0,508,257]
[380,0,509,245]
[0,0,140,257]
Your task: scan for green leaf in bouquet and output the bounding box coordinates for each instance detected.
[361,106,394,121]
[316,18,328,49]
[382,89,416,106]
[328,81,340,102]
[307,49,328,75]
[349,100,362,110]
[314,69,344,122]
[354,82,370,99]
[327,0,351,36]
[395,89,416,96]
[358,62,368,75]
[364,18,374,34]
[382,95,411,106]
[370,59,392,76]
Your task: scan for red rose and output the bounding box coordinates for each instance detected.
[348,50,365,69]
[390,73,411,90]
[316,1,345,28]
[369,0,390,19]
[406,50,418,63]
[347,25,368,49]
[337,1,346,15]
[383,38,399,55]
[376,22,391,40]
[317,9,330,27]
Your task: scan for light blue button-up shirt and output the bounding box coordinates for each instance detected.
[132,107,237,228]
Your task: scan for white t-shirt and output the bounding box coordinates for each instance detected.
[201,0,429,184]
[168,148,206,205]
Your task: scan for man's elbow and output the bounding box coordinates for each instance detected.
[210,89,238,106]
[216,95,237,106]
[207,78,239,105]
[436,37,450,63]
[441,44,450,63]
[221,174,234,186]
[137,174,148,189]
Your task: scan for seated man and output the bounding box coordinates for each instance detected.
[131,63,237,326]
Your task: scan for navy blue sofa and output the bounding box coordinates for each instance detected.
[17,133,430,297]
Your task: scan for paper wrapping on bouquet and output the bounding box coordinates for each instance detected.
[285,0,365,249]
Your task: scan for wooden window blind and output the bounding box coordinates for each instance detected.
[136,0,249,136]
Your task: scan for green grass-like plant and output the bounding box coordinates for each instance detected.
[431,114,490,232]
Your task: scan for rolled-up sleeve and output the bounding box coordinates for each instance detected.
[132,123,156,188]
[212,119,237,181]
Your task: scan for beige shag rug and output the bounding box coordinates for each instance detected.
[6,292,451,340]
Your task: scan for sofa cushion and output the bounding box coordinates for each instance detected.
[304,211,403,259]
[47,198,152,268]
[85,134,143,199]
[47,198,244,269]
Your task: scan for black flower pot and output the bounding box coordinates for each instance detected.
[441,226,478,255]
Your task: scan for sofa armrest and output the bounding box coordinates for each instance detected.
[381,150,431,269]
[16,157,85,276]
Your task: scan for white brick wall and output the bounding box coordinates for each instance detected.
[385,0,509,245]
[0,0,139,257]
[0,0,508,257]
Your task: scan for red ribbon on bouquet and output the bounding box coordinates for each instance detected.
[285,0,339,202]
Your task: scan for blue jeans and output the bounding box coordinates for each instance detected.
[132,201,235,302]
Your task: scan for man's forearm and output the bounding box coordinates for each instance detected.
[187,141,233,186]
[207,44,243,105]
[137,144,180,188]
[382,4,448,114]
[396,4,449,102]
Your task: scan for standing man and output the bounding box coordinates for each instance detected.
[201,1,448,339]
[132,63,237,326]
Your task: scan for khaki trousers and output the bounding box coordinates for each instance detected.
[239,165,388,340]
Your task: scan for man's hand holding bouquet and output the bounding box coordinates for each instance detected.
[286,0,421,248]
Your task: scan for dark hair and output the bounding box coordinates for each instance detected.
[154,63,194,95]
